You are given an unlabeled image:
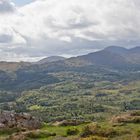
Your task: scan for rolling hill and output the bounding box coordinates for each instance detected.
[0,46,140,91]
[0,46,140,140]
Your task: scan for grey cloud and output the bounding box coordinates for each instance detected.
[0,34,13,43]
[1,0,140,61]
[1,35,140,62]
[0,0,15,14]
[0,37,126,58]
[67,16,93,29]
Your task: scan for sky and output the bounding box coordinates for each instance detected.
[0,0,140,61]
[12,0,33,6]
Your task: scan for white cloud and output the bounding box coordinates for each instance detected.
[0,0,140,61]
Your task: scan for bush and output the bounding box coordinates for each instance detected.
[58,120,84,126]
[80,123,120,138]
[26,130,56,138]
[136,130,140,138]
[81,123,101,137]
[66,128,79,136]
[80,136,108,140]
[130,111,140,116]
[0,128,20,135]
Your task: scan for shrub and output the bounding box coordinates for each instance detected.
[136,130,140,138]
[111,112,140,124]
[0,128,20,135]
[66,128,79,136]
[80,136,108,140]
[58,120,84,126]
[80,123,101,137]
[26,130,56,138]
[130,111,140,116]
[80,123,120,138]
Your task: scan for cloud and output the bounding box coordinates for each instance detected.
[0,34,12,43]
[0,0,140,61]
[0,0,16,14]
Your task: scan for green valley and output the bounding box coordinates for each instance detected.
[0,46,140,140]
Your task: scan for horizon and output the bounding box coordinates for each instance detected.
[0,45,140,62]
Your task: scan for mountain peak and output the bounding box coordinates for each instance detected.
[129,46,140,53]
[38,56,66,64]
[104,46,128,54]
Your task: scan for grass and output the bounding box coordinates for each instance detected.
[0,128,21,140]
[39,123,89,140]
[0,121,139,140]
[42,123,87,136]
[39,119,140,140]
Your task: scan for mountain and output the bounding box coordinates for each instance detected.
[37,56,66,64]
[0,46,140,140]
[0,61,31,72]
[76,49,128,69]
[104,46,140,64]
[104,46,128,54]
[69,46,140,69]
[103,46,140,65]
[0,46,140,91]
[129,46,140,53]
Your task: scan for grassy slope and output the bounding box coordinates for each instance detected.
[0,70,140,140]
[13,80,140,122]
[1,120,139,140]
[41,120,140,140]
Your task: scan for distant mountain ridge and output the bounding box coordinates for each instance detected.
[129,46,140,53]
[66,46,140,69]
[104,46,140,55]
[0,46,140,70]
[35,46,140,69]
[0,46,140,91]
[104,46,140,64]
[0,61,31,72]
[37,56,66,64]
[104,46,128,54]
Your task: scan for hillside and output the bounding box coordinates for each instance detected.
[0,62,30,72]
[0,46,140,91]
[0,81,140,140]
[71,46,140,69]
[0,46,140,140]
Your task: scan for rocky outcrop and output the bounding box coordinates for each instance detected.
[0,111,41,130]
[51,120,86,126]
[6,130,56,140]
[111,111,140,124]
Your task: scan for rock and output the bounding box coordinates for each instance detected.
[0,111,41,130]
[52,120,85,126]
[6,130,56,140]
[0,123,5,128]
[111,111,140,124]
